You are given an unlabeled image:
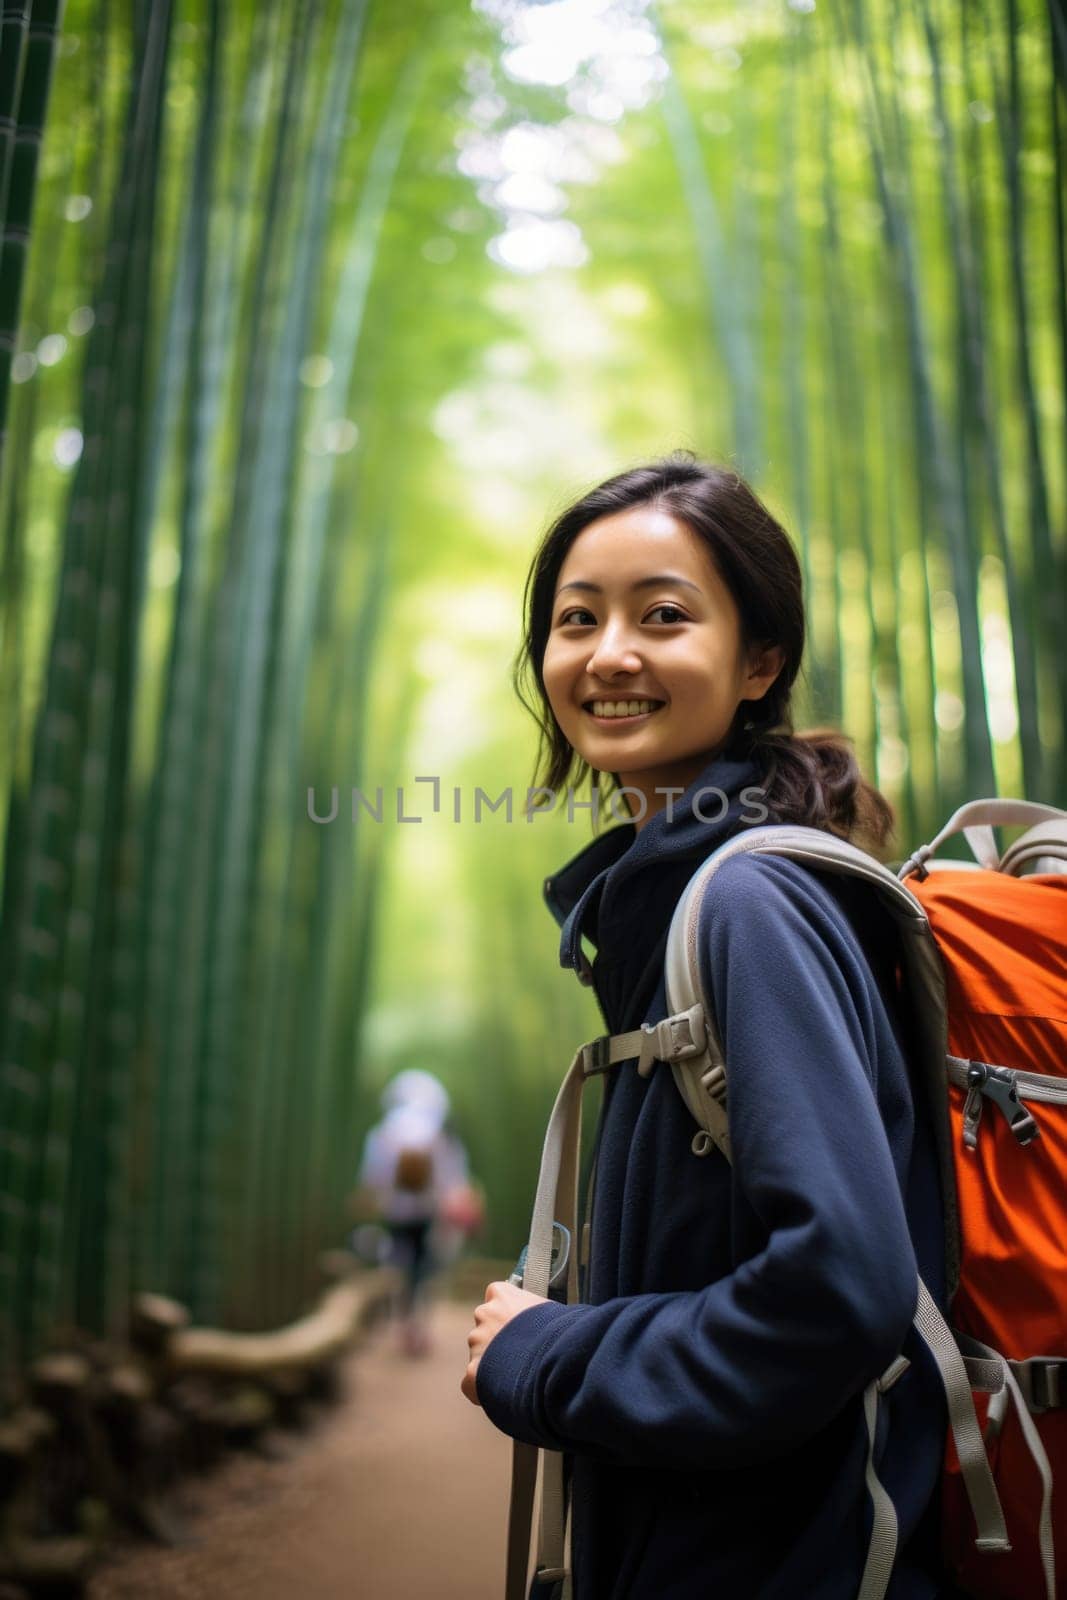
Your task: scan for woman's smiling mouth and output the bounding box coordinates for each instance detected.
[583,698,666,723]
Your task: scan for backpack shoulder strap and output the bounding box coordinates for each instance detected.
[997,817,1067,877]
[897,797,1067,878]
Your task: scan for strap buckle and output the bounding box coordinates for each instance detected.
[509,1222,572,1296]
[899,845,932,882]
[582,1034,612,1074]
[637,1003,707,1077]
[1009,1357,1067,1414]
[965,1061,1040,1146]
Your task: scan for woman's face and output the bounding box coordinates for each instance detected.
[541,504,784,818]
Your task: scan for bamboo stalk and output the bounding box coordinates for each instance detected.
[982,0,1061,798]
[658,56,760,475]
[41,0,176,1349]
[0,0,64,481]
[0,3,30,231]
[920,0,1041,796]
[1048,0,1067,87]
[780,13,818,716]
[135,0,224,1307]
[818,56,877,765]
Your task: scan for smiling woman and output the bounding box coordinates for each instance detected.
[464,453,952,1600]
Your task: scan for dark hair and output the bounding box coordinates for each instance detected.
[512,453,895,851]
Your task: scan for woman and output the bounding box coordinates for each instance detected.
[462,456,950,1598]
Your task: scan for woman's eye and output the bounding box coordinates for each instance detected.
[556,603,688,626]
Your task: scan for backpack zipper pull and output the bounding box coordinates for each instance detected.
[965,1061,1040,1147]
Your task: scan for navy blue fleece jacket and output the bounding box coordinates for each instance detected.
[476,754,952,1599]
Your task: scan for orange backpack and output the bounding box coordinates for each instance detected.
[509,797,1067,1600]
[900,804,1067,1599]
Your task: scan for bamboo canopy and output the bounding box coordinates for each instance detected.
[0,0,1062,1403]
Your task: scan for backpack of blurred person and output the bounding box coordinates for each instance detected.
[393,1142,435,1194]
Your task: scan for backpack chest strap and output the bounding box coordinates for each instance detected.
[581,1003,732,1160]
[579,1001,707,1077]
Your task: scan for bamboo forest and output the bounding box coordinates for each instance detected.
[0,0,1064,1568]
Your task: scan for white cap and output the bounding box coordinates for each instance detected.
[380,1103,441,1153]
[380,1069,450,1130]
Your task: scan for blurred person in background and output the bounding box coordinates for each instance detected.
[353,1069,484,1356]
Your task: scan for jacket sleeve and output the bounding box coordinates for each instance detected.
[475,854,919,1469]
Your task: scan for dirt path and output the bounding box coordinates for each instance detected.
[90,1299,512,1600]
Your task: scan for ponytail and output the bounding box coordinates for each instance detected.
[738,724,896,855]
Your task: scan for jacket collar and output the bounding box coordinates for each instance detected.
[545,823,634,984]
[544,752,764,988]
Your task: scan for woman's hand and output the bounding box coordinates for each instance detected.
[462,1280,548,1406]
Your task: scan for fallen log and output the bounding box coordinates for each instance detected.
[128,1296,188,1362]
[0,1533,94,1594]
[158,1266,399,1379]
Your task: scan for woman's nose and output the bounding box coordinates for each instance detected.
[586,621,643,677]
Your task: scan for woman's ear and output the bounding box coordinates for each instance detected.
[745,643,786,700]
